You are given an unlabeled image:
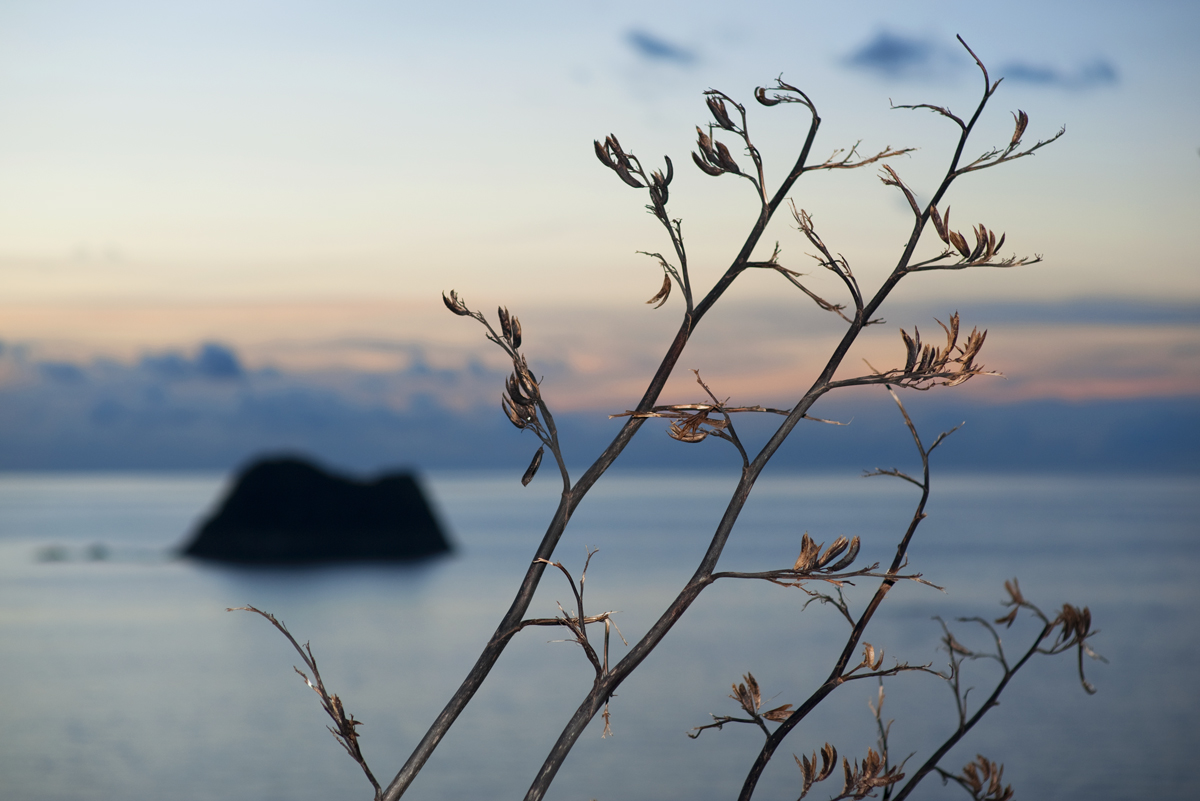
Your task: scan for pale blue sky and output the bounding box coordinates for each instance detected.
[1,0,1196,310]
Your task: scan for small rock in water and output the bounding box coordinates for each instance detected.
[181,455,452,564]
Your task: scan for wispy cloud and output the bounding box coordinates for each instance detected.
[1000,58,1118,90]
[844,30,1119,91]
[625,29,696,66]
[843,30,953,81]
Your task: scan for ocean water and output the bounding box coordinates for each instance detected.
[0,469,1196,801]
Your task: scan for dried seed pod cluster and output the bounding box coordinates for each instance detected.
[496,315,553,486]
[796,744,838,798]
[692,125,742,176]
[1051,603,1095,649]
[497,306,522,350]
[441,290,558,487]
[594,134,673,211]
[841,748,906,800]
[441,289,471,317]
[993,578,1027,627]
[705,94,738,131]
[952,755,1013,801]
[792,533,861,574]
[894,312,989,389]
[501,354,540,431]
[796,744,904,800]
[929,205,1007,265]
[730,673,794,722]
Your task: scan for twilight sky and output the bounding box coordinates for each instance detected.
[1,0,1197,449]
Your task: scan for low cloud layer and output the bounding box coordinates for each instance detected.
[0,339,510,471]
[0,299,1196,471]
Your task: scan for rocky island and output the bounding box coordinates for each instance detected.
[181,456,452,563]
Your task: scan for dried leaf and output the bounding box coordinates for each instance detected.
[692,150,724,176]
[930,204,949,243]
[820,744,837,780]
[794,532,821,572]
[714,140,741,173]
[521,446,544,486]
[707,96,736,130]
[730,674,761,715]
[755,86,781,106]
[994,608,1019,628]
[505,374,528,405]
[501,395,528,430]
[594,138,615,168]
[797,753,814,784]
[901,328,919,373]
[667,421,707,443]
[745,673,762,711]
[1003,578,1026,606]
[945,632,972,656]
[613,161,643,188]
[762,703,793,722]
[949,229,971,259]
[498,306,512,342]
[1011,110,1029,146]
[817,535,849,568]
[510,315,522,349]
[442,290,471,316]
[647,274,672,309]
[825,537,860,572]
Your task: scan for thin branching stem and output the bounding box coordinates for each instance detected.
[735,387,941,800]
[888,626,1047,801]
[523,44,1040,795]
[382,76,833,801]
[230,607,384,801]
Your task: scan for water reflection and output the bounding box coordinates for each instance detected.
[0,471,1196,800]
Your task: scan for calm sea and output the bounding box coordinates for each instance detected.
[1,470,1196,801]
